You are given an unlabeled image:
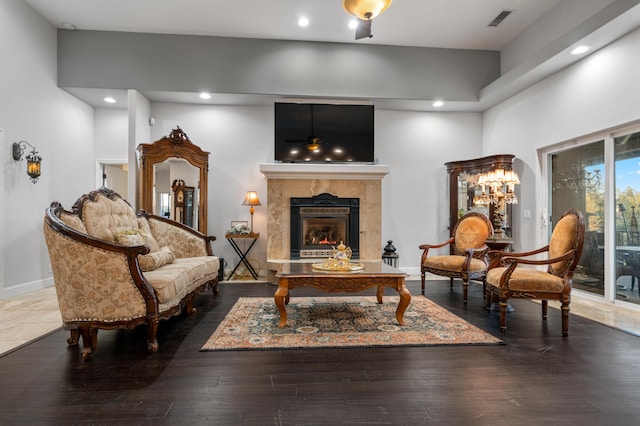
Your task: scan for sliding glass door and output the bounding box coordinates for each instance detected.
[614,131,640,304]
[550,141,604,296]
[548,127,640,306]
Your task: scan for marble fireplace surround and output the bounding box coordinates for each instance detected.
[260,163,389,265]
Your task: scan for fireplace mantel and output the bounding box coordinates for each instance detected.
[260,163,389,180]
[262,163,387,263]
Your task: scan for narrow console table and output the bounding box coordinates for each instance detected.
[225,232,259,280]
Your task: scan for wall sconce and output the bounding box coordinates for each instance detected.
[12,140,42,183]
[242,191,262,233]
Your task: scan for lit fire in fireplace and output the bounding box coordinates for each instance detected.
[303,221,346,246]
[305,225,340,245]
[290,194,360,259]
[319,238,336,245]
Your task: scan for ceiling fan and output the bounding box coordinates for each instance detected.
[343,0,394,40]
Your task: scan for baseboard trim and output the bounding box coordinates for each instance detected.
[0,278,54,299]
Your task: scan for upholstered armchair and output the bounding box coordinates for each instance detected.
[420,212,493,304]
[485,209,585,336]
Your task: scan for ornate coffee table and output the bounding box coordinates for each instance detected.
[274,261,411,328]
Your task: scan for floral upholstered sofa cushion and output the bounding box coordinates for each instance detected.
[82,193,177,272]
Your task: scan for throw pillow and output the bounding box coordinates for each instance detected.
[137,218,161,252]
[114,229,145,246]
[139,246,176,272]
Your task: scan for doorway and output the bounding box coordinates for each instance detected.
[97,161,128,199]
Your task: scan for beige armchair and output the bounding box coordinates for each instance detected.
[420,212,493,304]
[485,209,585,336]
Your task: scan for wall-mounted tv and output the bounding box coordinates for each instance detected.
[274,102,374,163]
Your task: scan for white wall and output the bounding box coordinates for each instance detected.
[377,110,483,275]
[95,108,128,197]
[95,108,128,160]
[129,91,152,209]
[500,0,618,74]
[0,0,95,297]
[149,104,273,276]
[483,25,640,252]
[144,103,483,276]
[10,0,637,295]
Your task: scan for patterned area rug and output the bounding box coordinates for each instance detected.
[201,296,503,351]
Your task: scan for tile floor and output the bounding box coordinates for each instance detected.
[0,286,62,356]
[1,284,638,357]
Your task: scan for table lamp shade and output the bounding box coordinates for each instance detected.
[242,191,261,207]
[242,191,261,232]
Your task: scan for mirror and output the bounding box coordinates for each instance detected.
[456,174,490,219]
[137,127,209,234]
[152,160,199,226]
[171,177,196,228]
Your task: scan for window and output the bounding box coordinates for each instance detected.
[547,126,640,306]
[614,131,640,304]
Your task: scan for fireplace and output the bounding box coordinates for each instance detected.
[290,193,359,259]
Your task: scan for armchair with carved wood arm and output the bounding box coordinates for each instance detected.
[420,212,493,304]
[485,209,585,336]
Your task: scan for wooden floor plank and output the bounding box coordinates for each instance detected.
[1,279,639,425]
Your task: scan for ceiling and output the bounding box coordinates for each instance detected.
[23,0,640,110]
[25,0,565,50]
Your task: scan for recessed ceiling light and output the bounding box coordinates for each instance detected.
[103,97,116,104]
[199,92,211,100]
[348,20,358,30]
[298,17,309,27]
[432,100,444,107]
[571,45,591,55]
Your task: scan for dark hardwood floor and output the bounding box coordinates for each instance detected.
[1,279,639,425]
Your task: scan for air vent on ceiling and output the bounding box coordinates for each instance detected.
[488,10,513,27]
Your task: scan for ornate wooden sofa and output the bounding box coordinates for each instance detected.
[43,187,220,359]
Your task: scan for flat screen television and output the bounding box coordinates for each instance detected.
[274,102,375,163]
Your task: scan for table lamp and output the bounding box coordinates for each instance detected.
[242,191,261,233]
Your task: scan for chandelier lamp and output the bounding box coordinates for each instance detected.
[475,169,520,239]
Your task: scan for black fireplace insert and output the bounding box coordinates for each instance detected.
[290,193,359,259]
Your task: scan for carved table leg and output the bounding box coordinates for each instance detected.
[395,279,412,326]
[275,278,289,328]
[376,285,384,304]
